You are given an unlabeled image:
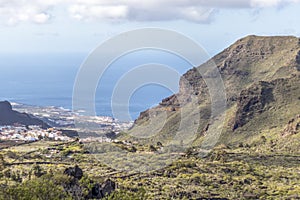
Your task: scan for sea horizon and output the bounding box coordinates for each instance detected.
[0,51,193,120]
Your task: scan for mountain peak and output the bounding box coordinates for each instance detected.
[213,35,300,80]
[235,35,299,44]
[130,35,300,147]
[0,101,50,129]
[0,101,12,112]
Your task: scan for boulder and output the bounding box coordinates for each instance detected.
[87,179,116,199]
[64,165,83,180]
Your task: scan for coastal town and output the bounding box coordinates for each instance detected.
[0,102,133,143]
[0,125,72,142]
[12,102,133,134]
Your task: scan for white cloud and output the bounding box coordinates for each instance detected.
[66,0,300,23]
[67,0,215,23]
[0,0,57,25]
[33,13,50,24]
[0,0,299,25]
[68,4,128,21]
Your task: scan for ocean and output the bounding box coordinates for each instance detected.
[0,50,194,120]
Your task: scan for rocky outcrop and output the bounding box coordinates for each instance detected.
[0,101,50,129]
[87,179,116,199]
[296,50,300,71]
[233,74,300,131]
[233,81,275,130]
[63,165,116,199]
[64,165,83,180]
[282,115,300,137]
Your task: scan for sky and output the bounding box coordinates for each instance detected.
[0,0,299,56]
[0,0,300,118]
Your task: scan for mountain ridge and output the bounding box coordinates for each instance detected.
[128,35,300,151]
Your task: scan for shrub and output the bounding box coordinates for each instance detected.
[0,176,72,200]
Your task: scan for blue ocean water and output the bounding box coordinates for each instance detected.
[0,50,194,120]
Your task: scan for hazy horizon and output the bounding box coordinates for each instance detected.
[1,0,300,120]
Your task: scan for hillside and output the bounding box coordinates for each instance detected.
[1,36,300,200]
[128,35,300,152]
[0,101,50,129]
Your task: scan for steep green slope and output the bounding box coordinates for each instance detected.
[126,35,300,151]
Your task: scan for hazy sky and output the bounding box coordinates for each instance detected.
[0,0,300,117]
[0,0,300,55]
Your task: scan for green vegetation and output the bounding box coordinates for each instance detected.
[0,138,299,199]
[0,175,72,200]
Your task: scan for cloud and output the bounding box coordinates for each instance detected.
[0,0,56,25]
[33,13,51,24]
[0,0,299,25]
[67,0,300,23]
[67,1,215,23]
[68,4,129,21]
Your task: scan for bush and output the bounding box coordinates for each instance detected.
[32,164,45,178]
[0,176,72,200]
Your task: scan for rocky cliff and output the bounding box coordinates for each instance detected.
[129,35,300,147]
[0,101,50,129]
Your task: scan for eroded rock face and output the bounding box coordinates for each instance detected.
[233,81,275,130]
[0,101,50,129]
[296,50,300,71]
